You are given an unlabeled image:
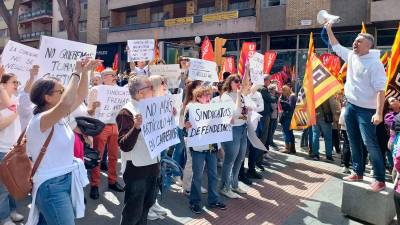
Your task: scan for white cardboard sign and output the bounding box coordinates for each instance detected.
[1,40,39,86]
[188,58,219,82]
[38,36,97,85]
[127,39,155,62]
[138,95,180,159]
[149,64,181,89]
[186,102,233,147]
[95,85,130,123]
[249,52,264,86]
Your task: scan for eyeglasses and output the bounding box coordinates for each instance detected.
[233,79,242,84]
[52,88,65,95]
[138,85,153,91]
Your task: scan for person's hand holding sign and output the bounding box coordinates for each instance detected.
[134,114,143,129]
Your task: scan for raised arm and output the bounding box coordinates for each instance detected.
[325,22,339,46]
[326,22,351,62]
[24,65,39,94]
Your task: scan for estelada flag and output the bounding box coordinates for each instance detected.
[264,51,277,75]
[201,36,215,62]
[112,53,118,72]
[238,42,256,77]
[386,24,400,98]
[291,33,316,130]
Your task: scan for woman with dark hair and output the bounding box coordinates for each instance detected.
[217,75,248,198]
[0,65,38,225]
[280,85,297,154]
[25,58,99,225]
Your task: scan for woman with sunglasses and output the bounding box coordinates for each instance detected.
[217,75,249,198]
[25,58,99,225]
[0,65,39,225]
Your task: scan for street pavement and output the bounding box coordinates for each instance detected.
[15,128,397,225]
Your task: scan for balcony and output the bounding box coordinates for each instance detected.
[108,0,159,10]
[371,0,400,22]
[20,31,52,42]
[19,9,52,24]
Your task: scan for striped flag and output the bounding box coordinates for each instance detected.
[361,22,367,33]
[385,24,400,98]
[237,42,256,77]
[154,32,160,64]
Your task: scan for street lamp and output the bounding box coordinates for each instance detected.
[194,36,202,45]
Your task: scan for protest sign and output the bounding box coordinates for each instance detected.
[171,90,183,125]
[1,40,39,86]
[38,36,97,86]
[127,39,155,62]
[249,52,264,86]
[95,85,130,123]
[188,58,219,82]
[138,95,180,158]
[149,64,181,88]
[186,102,233,147]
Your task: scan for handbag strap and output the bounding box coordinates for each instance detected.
[16,128,27,145]
[31,127,55,177]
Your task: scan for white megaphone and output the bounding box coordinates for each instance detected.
[317,10,341,25]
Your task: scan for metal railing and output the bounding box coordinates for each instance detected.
[20,31,52,41]
[19,9,52,22]
[109,8,256,32]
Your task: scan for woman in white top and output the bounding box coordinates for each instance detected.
[26,58,99,225]
[219,75,249,199]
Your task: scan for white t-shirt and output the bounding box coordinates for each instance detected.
[0,107,21,153]
[26,114,74,174]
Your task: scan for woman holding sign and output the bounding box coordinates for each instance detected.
[217,75,249,198]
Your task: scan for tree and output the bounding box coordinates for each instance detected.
[0,0,22,41]
[57,0,81,41]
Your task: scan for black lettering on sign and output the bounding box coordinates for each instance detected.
[45,48,56,59]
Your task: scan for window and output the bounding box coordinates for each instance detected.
[228,0,250,10]
[126,10,137,24]
[151,6,164,22]
[197,0,215,15]
[377,29,397,47]
[173,1,187,18]
[58,20,65,32]
[262,0,286,8]
[79,21,87,32]
[270,36,297,49]
[0,29,8,38]
[101,18,109,29]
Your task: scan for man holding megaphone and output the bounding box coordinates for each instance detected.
[325,22,387,192]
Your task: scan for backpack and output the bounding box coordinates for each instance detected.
[0,127,54,200]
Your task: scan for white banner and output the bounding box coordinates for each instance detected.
[38,36,97,86]
[149,64,181,89]
[186,102,233,147]
[249,52,264,86]
[138,95,180,158]
[171,90,183,125]
[188,58,219,82]
[127,39,155,62]
[1,40,39,86]
[95,85,130,123]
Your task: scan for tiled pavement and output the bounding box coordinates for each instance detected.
[16,129,395,225]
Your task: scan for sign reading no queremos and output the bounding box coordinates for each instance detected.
[138,95,180,159]
[38,36,97,86]
[188,58,219,82]
[186,102,233,147]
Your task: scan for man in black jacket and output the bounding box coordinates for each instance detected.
[258,75,277,149]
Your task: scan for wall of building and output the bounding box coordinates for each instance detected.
[286,0,330,30]
[331,0,368,27]
[258,5,286,32]
[87,0,101,44]
[371,0,400,22]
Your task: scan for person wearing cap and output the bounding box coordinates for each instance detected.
[326,22,387,192]
[87,68,125,199]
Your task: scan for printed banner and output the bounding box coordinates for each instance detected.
[171,90,184,125]
[201,36,215,62]
[138,95,180,159]
[1,40,39,86]
[127,39,155,62]
[263,51,277,75]
[38,36,97,85]
[164,17,193,27]
[149,64,181,89]
[188,58,219,82]
[186,102,233,147]
[238,42,256,77]
[249,52,264,86]
[95,85,130,123]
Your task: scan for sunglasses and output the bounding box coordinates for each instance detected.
[233,79,242,84]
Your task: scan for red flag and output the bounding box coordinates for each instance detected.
[201,36,215,62]
[95,62,105,72]
[219,56,236,80]
[238,42,256,77]
[154,32,160,64]
[263,51,277,74]
[270,72,284,92]
[112,53,118,72]
[319,53,341,77]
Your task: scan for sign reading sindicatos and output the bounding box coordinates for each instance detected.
[188,58,219,82]
[249,52,264,86]
[1,40,39,86]
[127,39,155,62]
[149,64,181,88]
[38,36,97,85]
[95,85,130,123]
[138,95,180,159]
[186,102,233,147]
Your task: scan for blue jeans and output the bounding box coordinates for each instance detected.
[312,119,333,158]
[267,118,278,146]
[0,152,17,221]
[36,173,75,225]
[190,151,219,206]
[172,128,186,169]
[345,103,385,182]
[221,124,248,190]
[281,117,294,144]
